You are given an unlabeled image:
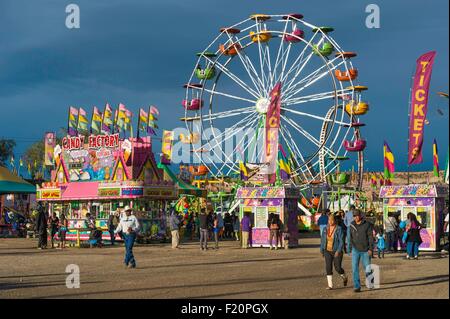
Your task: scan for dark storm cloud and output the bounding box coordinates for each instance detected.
[0,0,448,171]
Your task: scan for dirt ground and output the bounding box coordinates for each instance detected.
[0,236,448,299]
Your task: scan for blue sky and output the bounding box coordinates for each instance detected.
[0,0,448,172]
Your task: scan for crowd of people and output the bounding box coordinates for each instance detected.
[318,205,449,292]
[31,201,450,285]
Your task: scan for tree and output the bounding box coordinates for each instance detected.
[23,140,45,178]
[0,139,16,167]
[23,132,64,179]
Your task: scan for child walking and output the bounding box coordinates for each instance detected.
[376,230,386,259]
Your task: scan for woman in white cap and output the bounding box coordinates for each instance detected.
[115,206,140,269]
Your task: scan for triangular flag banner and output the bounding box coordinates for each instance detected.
[77,107,89,135]
[68,106,79,136]
[91,106,102,135]
[102,103,113,134]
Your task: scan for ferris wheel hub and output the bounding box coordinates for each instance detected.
[255,97,271,114]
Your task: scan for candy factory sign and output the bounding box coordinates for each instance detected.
[62,133,120,151]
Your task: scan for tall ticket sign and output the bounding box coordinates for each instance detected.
[408,51,436,165]
[265,82,282,183]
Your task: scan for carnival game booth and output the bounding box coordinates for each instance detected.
[236,186,300,248]
[380,184,449,251]
[0,166,36,237]
[37,134,177,243]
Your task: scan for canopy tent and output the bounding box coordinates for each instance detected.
[0,166,36,195]
[157,163,207,197]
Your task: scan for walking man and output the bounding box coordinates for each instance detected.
[115,206,140,269]
[169,210,181,249]
[108,211,120,246]
[347,209,374,293]
[199,209,209,250]
[241,212,252,249]
[35,203,48,249]
[385,213,399,253]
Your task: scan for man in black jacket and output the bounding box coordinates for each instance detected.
[35,203,48,249]
[347,209,374,292]
[199,209,209,250]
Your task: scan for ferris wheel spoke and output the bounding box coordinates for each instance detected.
[204,114,260,175]
[283,89,352,106]
[224,116,263,176]
[281,107,348,126]
[280,31,322,85]
[202,112,259,153]
[222,32,266,96]
[271,19,290,89]
[284,57,345,100]
[204,56,260,99]
[206,106,255,122]
[190,85,256,104]
[281,115,336,157]
[254,21,269,97]
[279,125,316,181]
[264,44,275,91]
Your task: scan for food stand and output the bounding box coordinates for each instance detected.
[380,184,449,251]
[236,186,299,248]
[37,134,177,243]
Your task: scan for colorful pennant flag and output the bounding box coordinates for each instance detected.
[383,141,395,181]
[433,139,439,177]
[278,147,291,181]
[77,107,89,135]
[124,109,133,132]
[138,108,148,136]
[147,105,159,136]
[102,103,113,134]
[239,161,249,181]
[379,174,385,186]
[68,106,79,136]
[150,105,160,117]
[116,103,127,132]
[91,107,103,135]
[370,173,377,189]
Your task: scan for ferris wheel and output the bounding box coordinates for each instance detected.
[181,14,369,190]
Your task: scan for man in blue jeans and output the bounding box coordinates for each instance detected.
[348,209,374,293]
[115,206,140,269]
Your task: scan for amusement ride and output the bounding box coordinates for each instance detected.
[180,13,370,195]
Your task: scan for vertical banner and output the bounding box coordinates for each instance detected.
[433,139,439,177]
[383,141,395,180]
[44,132,56,166]
[68,106,79,136]
[102,103,113,134]
[161,130,174,165]
[408,51,436,165]
[264,82,282,182]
